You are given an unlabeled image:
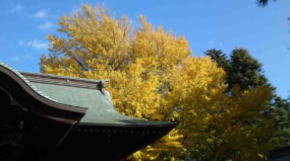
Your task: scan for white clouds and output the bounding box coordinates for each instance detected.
[18,41,25,46]
[208,40,224,48]
[11,4,23,12]
[27,40,48,49]
[19,40,48,50]
[33,10,47,18]
[33,10,53,30]
[37,22,53,30]
[209,40,215,45]
[10,54,32,63]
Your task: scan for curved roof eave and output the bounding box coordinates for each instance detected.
[0,62,87,121]
[0,62,177,129]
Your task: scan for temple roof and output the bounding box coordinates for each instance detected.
[0,62,175,127]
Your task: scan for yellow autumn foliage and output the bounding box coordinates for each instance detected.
[40,4,275,161]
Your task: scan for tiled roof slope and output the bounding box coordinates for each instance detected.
[0,62,175,127]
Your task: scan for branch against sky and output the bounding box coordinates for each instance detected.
[257,0,277,6]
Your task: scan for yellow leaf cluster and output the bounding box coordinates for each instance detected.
[40,4,275,161]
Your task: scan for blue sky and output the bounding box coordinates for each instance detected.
[0,0,289,98]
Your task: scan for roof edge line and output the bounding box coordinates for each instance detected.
[20,71,109,84]
[0,62,87,116]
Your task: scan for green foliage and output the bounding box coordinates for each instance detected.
[206,48,290,151]
[268,97,290,145]
[206,48,271,91]
[204,49,229,70]
[229,49,269,90]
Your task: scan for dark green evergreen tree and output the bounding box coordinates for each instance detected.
[268,96,290,145]
[229,48,270,90]
[205,48,271,91]
[206,47,290,148]
[204,49,229,69]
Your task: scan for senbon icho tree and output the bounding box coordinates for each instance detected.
[40,4,277,161]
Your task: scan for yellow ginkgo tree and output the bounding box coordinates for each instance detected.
[40,4,276,161]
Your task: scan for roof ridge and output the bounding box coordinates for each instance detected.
[20,72,108,89]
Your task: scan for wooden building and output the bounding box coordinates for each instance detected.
[0,62,176,161]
